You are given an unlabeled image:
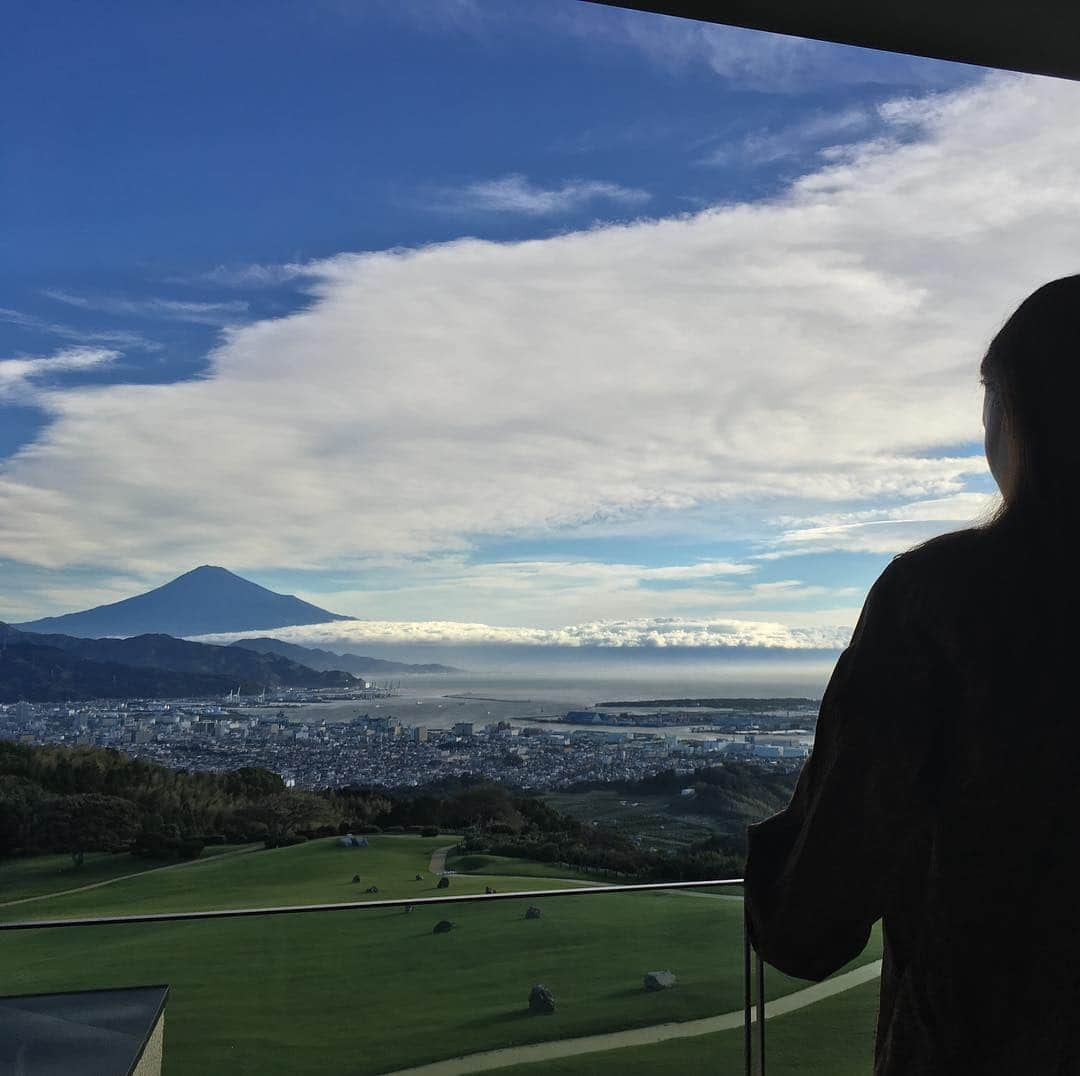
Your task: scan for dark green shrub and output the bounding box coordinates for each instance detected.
[178,838,205,859]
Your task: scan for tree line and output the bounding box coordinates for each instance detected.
[0,742,789,880]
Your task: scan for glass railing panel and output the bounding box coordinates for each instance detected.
[2,889,749,1073]
[0,836,882,1075]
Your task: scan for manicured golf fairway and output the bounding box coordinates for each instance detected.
[0,837,880,1074]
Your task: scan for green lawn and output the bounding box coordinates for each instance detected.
[0,844,254,906]
[496,979,880,1076]
[0,834,461,922]
[0,836,880,1075]
[448,851,619,884]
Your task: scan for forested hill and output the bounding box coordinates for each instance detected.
[0,741,302,861]
[0,742,788,881]
[0,623,355,702]
[12,628,355,688]
[571,764,798,831]
[0,639,240,705]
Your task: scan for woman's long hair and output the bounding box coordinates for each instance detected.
[980,275,1080,537]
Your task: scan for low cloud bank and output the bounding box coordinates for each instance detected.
[195,615,852,651]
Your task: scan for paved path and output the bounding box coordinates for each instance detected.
[429,845,455,875]
[380,960,883,1076]
[0,844,260,910]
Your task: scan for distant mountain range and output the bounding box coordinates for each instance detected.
[0,631,245,704]
[14,566,350,639]
[4,567,463,700]
[0,623,356,703]
[228,637,462,676]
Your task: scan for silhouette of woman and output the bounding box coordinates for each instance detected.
[745,275,1080,1075]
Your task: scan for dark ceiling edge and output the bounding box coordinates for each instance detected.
[583,0,1080,83]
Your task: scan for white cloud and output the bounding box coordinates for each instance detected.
[44,291,249,325]
[0,347,119,402]
[283,557,828,630]
[0,571,150,624]
[426,558,754,595]
[194,614,851,651]
[362,1,965,92]
[431,174,651,216]
[700,106,876,167]
[1,74,1078,590]
[762,492,998,557]
[634,560,751,581]
[554,5,969,92]
[187,263,312,288]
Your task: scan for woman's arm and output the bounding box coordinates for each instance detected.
[744,557,944,981]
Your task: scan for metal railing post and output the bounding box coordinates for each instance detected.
[743,907,752,1076]
[744,906,766,1076]
[757,950,766,1076]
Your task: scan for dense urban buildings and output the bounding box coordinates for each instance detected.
[0,691,813,791]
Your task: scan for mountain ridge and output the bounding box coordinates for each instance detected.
[228,636,462,675]
[13,566,350,639]
[0,638,238,703]
[0,622,356,702]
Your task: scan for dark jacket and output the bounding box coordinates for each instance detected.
[745,524,1080,1074]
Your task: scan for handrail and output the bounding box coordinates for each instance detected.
[0,877,743,931]
[1,874,771,1073]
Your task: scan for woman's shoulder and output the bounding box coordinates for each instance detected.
[874,528,992,607]
[894,526,993,575]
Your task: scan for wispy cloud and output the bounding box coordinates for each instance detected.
[182,263,313,288]
[44,291,249,325]
[0,564,149,624]
[563,12,967,92]
[287,557,775,628]
[759,493,998,558]
[2,554,849,637]
[350,1,968,93]
[0,307,160,352]
[700,106,877,168]
[429,174,651,216]
[0,347,119,402]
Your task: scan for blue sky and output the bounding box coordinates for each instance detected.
[3,0,1078,651]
